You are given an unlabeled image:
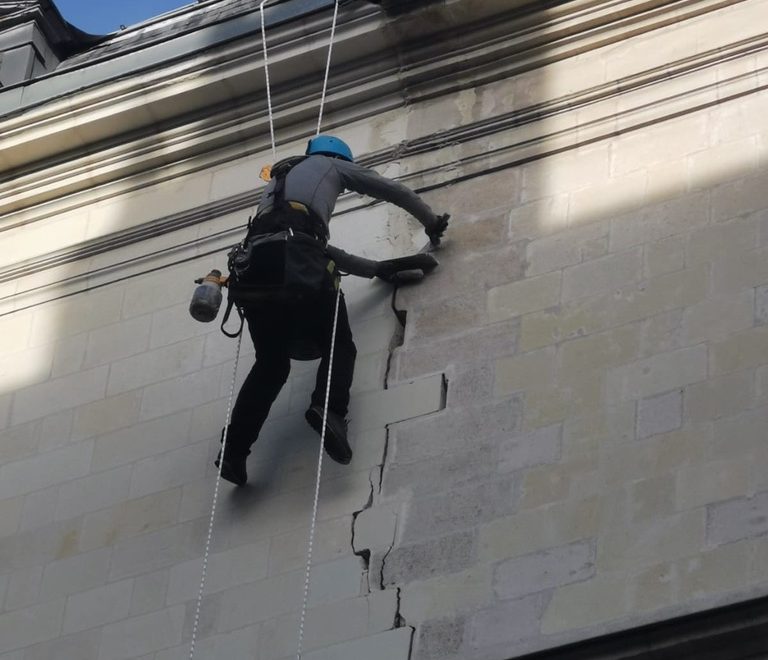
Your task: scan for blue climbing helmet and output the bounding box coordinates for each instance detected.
[305,135,354,162]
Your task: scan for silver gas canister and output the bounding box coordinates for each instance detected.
[189,269,224,322]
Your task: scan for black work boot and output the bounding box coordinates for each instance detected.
[214,427,249,486]
[305,405,352,465]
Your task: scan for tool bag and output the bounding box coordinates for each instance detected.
[221,226,339,338]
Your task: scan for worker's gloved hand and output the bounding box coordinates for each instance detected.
[426,213,450,247]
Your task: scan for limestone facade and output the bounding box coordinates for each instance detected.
[1,0,767,658]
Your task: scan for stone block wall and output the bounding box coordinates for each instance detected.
[1,0,768,658]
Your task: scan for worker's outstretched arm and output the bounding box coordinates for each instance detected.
[326,245,440,283]
[333,160,450,244]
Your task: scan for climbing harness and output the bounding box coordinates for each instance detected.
[189,1,342,658]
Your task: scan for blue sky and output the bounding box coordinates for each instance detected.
[56,0,193,34]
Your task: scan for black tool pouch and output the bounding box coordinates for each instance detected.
[227,228,338,305]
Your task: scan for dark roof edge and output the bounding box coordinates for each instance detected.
[512,594,768,660]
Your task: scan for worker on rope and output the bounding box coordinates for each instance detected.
[215,135,449,486]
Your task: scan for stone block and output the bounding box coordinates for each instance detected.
[166,539,270,605]
[686,216,758,266]
[349,373,444,433]
[568,170,647,226]
[383,444,500,500]
[707,490,768,545]
[55,465,132,522]
[302,627,412,660]
[82,315,152,368]
[353,505,397,553]
[402,477,517,542]
[558,324,641,379]
[91,410,191,471]
[394,319,519,382]
[130,570,170,616]
[488,271,561,322]
[4,565,42,611]
[519,464,574,509]
[0,314,32,358]
[106,336,205,397]
[0,441,92,500]
[51,333,88,379]
[80,489,183,556]
[757,284,768,324]
[99,605,186,660]
[408,294,487,342]
[711,405,768,458]
[494,541,594,600]
[29,289,123,347]
[36,410,76,454]
[629,476,676,524]
[636,389,682,440]
[267,517,351,577]
[0,345,54,396]
[525,221,609,277]
[541,574,628,634]
[259,589,398,658]
[519,265,709,352]
[138,364,224,422]
[71,391,142,441]
[710,172,768,223]
[678,541,751,600]
[381,530,476,586]
[632,562,678,613]
[494,347,556,397]
[19,486,57,532]
[644,235,685,279]
[11,366,108,426]
[499,424,562,472]
[509,195,569,241]
[597,509,706,572]
[391,397,522,463]
[711,244,768,295]
[22,629,101,660]
[39,547,112,600]
[682,289,754,344]
[128,441,209,499]
[606,345,707,402]
[62,579,134,634]
[522,144,610,201]
[0,599,65,654]
[445,363,496,408]
[684,371,754,422]
[399,564,493,623]
[0,420,40,465]
[414,615,466,659]
[562,248,642,302]
[710,325,768,375]
[307,555,364,608]
[216,570,304,632]
[0,518,82,572]
[469,594,545,651]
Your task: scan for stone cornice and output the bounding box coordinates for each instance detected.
[0,0,748,226]
[1,22,765,315]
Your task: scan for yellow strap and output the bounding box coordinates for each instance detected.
[288,201,310,214]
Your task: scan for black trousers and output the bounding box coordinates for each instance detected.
[227,291,357,456]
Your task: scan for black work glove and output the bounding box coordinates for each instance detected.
[426,213,450,247]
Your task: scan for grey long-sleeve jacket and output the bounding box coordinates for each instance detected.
[257,155,438,234]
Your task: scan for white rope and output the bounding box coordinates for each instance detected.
[296,6,342,656]
[189,332,244,660]
[316,0,340,136]
[191,2,342,657]
[260,0,277,158]
[296,284,343,660]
